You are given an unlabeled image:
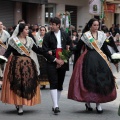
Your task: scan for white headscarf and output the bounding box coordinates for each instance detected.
[11,24,19,38]
[8,24,19,43]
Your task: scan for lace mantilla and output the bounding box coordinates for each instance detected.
[8,36,35,55]
[81,31,106,49]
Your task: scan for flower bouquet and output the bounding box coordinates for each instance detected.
[111,53,120,61]
[111,53,120,72]
[58,50,71,63]
[106,39,109,43]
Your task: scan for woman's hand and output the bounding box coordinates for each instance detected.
[66,45,70,50]
[48,51,52,55]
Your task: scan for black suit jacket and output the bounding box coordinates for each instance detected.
[42,30,72,63]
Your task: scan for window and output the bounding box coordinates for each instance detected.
[45,4,56,24]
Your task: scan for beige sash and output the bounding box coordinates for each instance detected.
[0,39,7,49]
[84,32,111,68]
[85,32,118,89]
[13,37,30,56]
[91,41,111,68]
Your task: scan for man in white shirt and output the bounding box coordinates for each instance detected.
[42,17,71,114]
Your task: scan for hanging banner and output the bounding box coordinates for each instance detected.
[104,4,115,13]
[89,0,101,15]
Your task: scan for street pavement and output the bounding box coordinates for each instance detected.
[0,63,120,120]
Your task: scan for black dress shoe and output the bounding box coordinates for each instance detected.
[15,105,19,111]
[85,104,93,111]
[96,107,103,114]
[41,85,46,89]
[52,107,60,112]
[53,107,60,114]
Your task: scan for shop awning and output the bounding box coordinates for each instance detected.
[9,0,48,4]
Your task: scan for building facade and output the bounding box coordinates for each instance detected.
[47,0,91,30]
[0,0,48,28]
[105,0,120,28]
[2,0,119,30]
[0,0,91,30]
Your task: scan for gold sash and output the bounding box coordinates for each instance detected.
[0,39,7,49]
[13,37,30,56]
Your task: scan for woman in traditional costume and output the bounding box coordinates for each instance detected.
[36,26,49,89]
[68,18,117,113]
[0,23,43,115]
[0,21,10,86]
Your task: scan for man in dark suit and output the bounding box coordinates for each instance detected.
[42,17,71,114]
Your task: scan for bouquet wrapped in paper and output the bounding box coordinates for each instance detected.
[111,53,120,61]
[0,55,7,62]
[111,53,120,72]
[58,50,71,63]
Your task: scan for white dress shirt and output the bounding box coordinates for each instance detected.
[54,30,62,48]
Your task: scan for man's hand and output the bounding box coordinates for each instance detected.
[56,59,64,66]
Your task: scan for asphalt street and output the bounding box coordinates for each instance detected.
[0,63,120,120]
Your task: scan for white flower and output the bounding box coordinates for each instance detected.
[111,53,120,59]
[0,55,8,62]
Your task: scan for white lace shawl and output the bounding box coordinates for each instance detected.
[8,36,35,55]
[81,31,107,49]
[0,30,10,42]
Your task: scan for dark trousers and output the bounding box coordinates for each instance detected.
[47,62,66,91]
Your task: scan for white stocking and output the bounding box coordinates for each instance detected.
[96,103,102,111]
[50,89,58,108]
[18,105,23,113]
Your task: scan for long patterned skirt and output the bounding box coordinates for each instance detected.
[1,55,41,106]
[68,50,116,103]
[37,55,49,86]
